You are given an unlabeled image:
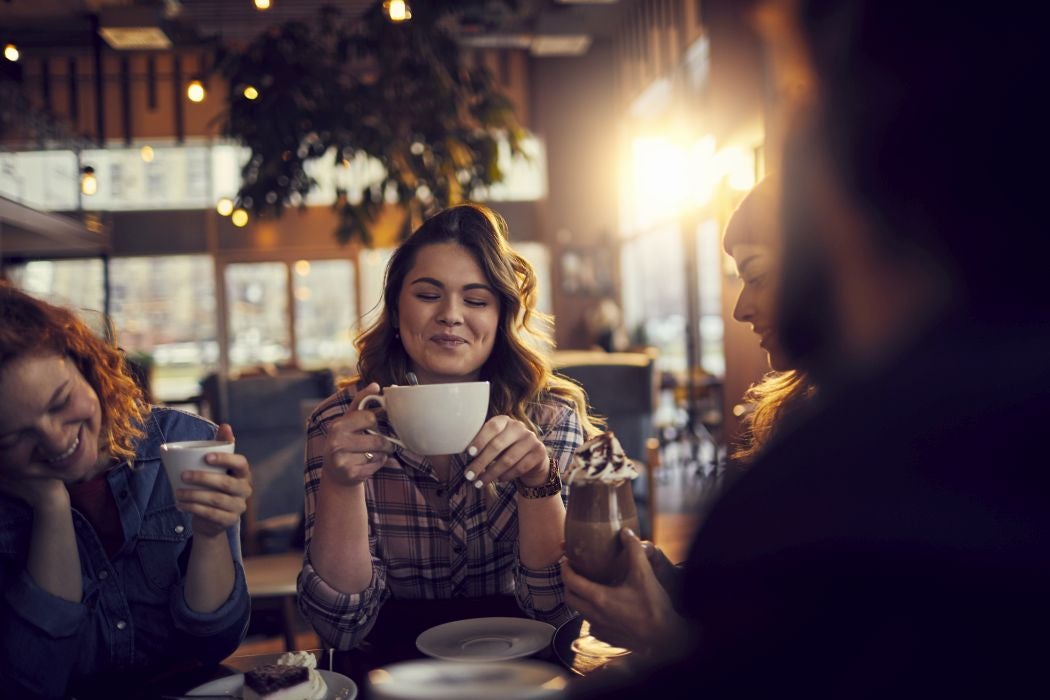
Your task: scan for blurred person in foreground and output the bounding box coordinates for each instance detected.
[0,283,252,699]
[568,0,1050,696]
[298,203,600,650]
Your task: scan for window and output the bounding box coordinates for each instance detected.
[4,258,106,319]
[108,255,219,402]
[621,226,688,374]
[225,262,291,370]
[293,259,357,372]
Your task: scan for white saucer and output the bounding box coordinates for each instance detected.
[415,617,556,662]
[185,669,357,699]
[368,658,568,700]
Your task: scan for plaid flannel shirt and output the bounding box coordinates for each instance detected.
[296,385,583,650]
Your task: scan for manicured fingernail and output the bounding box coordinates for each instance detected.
[464,470,476,481]
[473,480,484,489]
[467,445,478,457]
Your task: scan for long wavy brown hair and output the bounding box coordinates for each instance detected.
[353,203,601,436]
[0,282,147,463]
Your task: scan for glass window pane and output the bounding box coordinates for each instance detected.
[620,227,687,373]
[696,219,725,377]
[4,259,106,317]
[293,259,357,371]
[108,255,219,402]
[225,262,291,371]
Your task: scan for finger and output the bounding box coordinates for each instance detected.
[621,528,652,575]
[472,441,535,485]
[466,420,532,482]
[350,382,382,411]
[464,416,513,470]
[204,451,251,479]
[216,423,235,443]
[326,427,392,456]
[330,406,382,434]
[182,468,252,498]
[177,487,245,514]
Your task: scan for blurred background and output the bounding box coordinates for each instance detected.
[0,2,786,600]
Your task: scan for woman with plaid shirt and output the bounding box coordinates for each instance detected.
[297,203,601,650]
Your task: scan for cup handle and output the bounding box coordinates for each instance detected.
[358,394,407,450]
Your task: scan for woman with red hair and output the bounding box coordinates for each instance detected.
[0,282,252,699]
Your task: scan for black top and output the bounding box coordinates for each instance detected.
[573,321,1050,698]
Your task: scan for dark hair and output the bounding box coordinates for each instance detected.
[0,282,147,462]
[353,202,600,435]
[792,0,1048,322]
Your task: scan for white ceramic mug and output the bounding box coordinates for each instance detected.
[159,439,234,495]
[360,381,490,455]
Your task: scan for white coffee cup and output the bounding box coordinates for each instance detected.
[159,439,235,495]
[360,381,489,455]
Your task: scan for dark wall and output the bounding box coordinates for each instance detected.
[531,40,622,349]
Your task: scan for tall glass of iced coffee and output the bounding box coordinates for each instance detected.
[564,432,640,585]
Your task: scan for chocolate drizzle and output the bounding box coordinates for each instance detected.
[567,431,638,483]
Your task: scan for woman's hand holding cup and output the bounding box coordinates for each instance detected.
[323,382,395,487]
[464,415,548,489]
[172,423,253,538]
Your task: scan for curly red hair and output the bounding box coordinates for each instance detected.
[0,282,147,463]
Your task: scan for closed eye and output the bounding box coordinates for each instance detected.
[50,393,72,413]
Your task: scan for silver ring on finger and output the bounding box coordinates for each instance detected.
[364,452,375,463]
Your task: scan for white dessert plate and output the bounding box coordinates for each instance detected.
[367,658,568,700]
[185,669,357,699]
[415,617,556,662]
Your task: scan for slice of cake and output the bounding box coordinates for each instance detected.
[242,663,327,700]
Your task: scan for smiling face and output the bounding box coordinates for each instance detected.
[0,353,106,483]
[731,243,791,371]
[395,242,502,384]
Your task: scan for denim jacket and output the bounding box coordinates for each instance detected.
[0,407,251,699]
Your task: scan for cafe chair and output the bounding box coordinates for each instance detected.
[200,366,334,555]
[242,548,308,652]
[552,348,660,540]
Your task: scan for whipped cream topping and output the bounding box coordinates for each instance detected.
[566,431,639,484]
[276,650,318,669]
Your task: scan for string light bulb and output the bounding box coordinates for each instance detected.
[140,145,155,162]
[3,43,19,62]
[216,197,234,216]
[231,208,249,227]
[383,0,412,23]
[254,0,271,9]
[80,166,98,196]
[243,85,259,100]
[186,79,206,103]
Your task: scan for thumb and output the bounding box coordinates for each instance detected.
[216,423,235,443]
[621,527,648,568]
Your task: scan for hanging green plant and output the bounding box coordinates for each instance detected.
[215,1,527,246]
